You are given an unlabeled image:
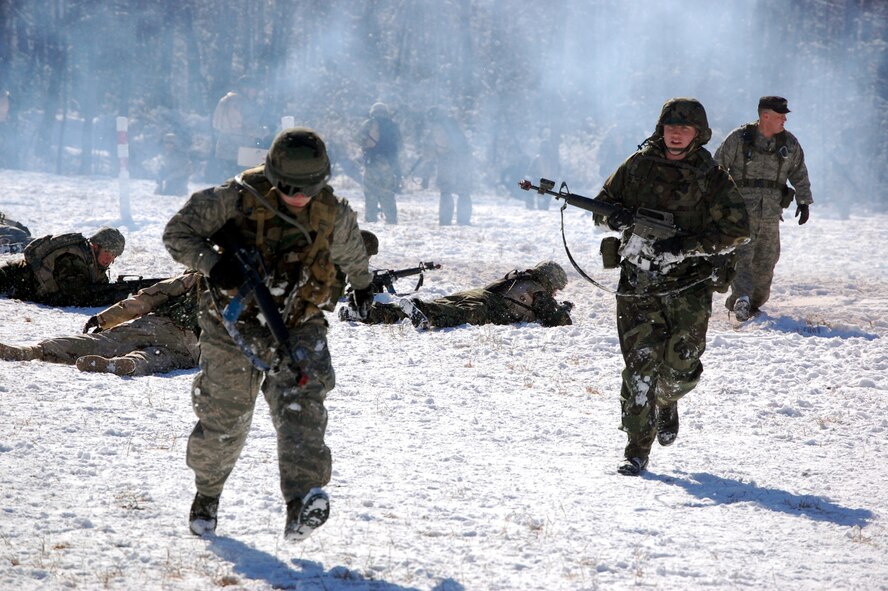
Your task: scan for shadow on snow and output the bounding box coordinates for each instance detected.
[645,471,874,527]
[745,312,878,340]
[206,535,465,591]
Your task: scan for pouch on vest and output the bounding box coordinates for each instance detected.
[600,236,621,269]
[709,253,737,293]
[780,185,796,209]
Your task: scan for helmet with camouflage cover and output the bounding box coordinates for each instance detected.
[654,97,712,148]
[264,127,331,196]
[530,261,568,293]
[89,227,125,257]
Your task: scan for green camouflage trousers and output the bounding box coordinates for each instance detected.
[362,159,398,224]
[616,279,713,459]
[189,300,334,503]
[365,289,512,328]
[40,315,198,375]
[727,211,781,311]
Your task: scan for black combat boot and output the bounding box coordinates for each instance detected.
[733,296,752,322]
[284,488,329,542]
[189,492,220,536]
[657,402,679,447]
[617,456,649,476]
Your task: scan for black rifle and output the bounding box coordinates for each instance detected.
[210,221,310,385]
[370,262,442,295]
[89,275,169,305]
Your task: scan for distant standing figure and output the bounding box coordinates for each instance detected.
[422,108,473,225]
[211,76,265,182]
[357,102,402,224]
[715,96,814,321]
[155,133,193,195]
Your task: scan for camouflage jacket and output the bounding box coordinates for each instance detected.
[596,141,750,287]
[482,270,572,327]
[0,234,111,306]
[163,169,371,327]
[715,123,813,219]
[94,272,201,335]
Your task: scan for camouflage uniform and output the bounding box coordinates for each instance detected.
[0,227,125,306]
[596,98,749,465]
[0,211,32,254]
[358,103,401,224]
[163,162,370,504]
[364,262,573,329]
[715,110,813,312]
[1,273,200,375]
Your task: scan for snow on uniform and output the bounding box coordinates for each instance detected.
[162,165,371,503]
[595,109,749,463]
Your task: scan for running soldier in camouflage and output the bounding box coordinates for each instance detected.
[163,127,371,541]
[0,272,200,376]
[595,98,750,476]
[715,96,813,321]
[349,261,573,329]
[0,226,125,306]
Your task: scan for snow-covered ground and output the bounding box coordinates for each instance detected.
[1,170,886,591]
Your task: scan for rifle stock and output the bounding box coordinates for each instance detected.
[90,275,169,304]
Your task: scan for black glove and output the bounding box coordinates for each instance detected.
[349,286,374,321]
[82,316,101,334]
[652,236,684,256]
[209,256,245,289]
[795,204,809,225]
[606,207,634,232]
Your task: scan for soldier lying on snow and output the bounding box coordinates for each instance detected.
[0,226,126,306]
[341,261,573,329]
[0,272,200,376]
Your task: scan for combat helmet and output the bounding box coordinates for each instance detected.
[360,230,379,257]
[264,127,331,196]
[89,227,126,257]
[654,97,712,149]
[530,261,568,293]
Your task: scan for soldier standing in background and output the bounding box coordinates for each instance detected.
[0,272,200,376]
[163,128,372,541]
[715,96,814,321]
[594,98,749,476]
[210,76,266,183]
[357,102,402,224]
[422,108,473,225]
[155,132,193,196]
[0,227,125,306]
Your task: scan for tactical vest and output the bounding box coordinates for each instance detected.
[622,146,717,235]
[737,123,789,188]
[235,167,339,325]
[23,233,102,297]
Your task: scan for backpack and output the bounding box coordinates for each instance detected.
[23,233,94,296]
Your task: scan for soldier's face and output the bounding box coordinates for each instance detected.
[662,124,698,159]
[759,110,787,137]
[278,188,313,210]
[96,248,116,269]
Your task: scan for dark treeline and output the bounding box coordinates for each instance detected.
[0,0,885,212]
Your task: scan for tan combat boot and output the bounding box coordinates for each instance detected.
[0,343,44,361]
[76,355,137,376]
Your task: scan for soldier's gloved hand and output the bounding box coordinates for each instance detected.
[350,286,374,321]
[652,236,684,256]
[209,256,245,289]
[606,207,634,232]
[82,315,102,334]
[560,301,574,313]
[795,204,809,225]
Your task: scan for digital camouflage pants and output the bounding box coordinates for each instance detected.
[363,159,399,224]
[365,289,512,328]
[726,212,781,311]
[40,315,198,375]
[189,300,334,503]
[616,279,713,459]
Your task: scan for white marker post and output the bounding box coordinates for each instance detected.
[116,116,133,225]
